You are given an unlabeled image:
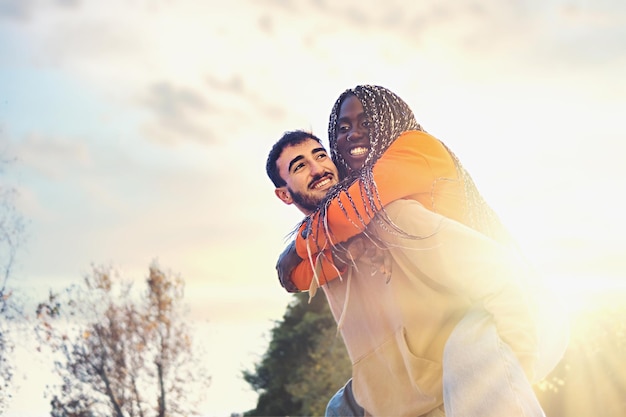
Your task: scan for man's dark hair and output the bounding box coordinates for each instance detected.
[266,130,322,187]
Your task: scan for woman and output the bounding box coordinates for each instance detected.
[281,84,513,292]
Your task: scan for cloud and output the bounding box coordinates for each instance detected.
[0,0,80,21]
[257,14,273,35]
[139,81,217,145]
[206,74,245,94]
[15,0,619,154]
[14,133,92,179]
[9,131,250,281]
[10,133,134,227]
[205,74,287,122]
[137,71,292,146]
[4,0,624,291]
[0,0,34,20]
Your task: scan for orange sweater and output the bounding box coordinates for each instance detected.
[289,130,470,291]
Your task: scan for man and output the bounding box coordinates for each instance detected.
[267,129,548,417]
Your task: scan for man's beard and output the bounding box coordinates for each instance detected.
[288,186,323,213]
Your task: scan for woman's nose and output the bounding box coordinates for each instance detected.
[347,128,364,142]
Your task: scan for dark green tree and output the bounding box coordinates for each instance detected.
[243,292,351,416]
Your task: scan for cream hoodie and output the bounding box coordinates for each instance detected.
[321,199,541,417]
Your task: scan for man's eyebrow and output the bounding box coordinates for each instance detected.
[288,147,326,172]
[288,155,304,172]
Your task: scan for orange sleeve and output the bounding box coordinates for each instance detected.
[290,250,346,291]
[295,130,458,258]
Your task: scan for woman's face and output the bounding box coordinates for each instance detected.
[335,95,372,172]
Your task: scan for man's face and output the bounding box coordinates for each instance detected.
[336,95,372,172]
[274,139,339,214]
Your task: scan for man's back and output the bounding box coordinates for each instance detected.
[321,199,543,417]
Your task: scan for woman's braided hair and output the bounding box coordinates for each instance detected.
[304,85,513,248]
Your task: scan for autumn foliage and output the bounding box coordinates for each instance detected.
[35,262,210,417]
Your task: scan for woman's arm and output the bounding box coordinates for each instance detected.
[279,235,378,292]
[294,130,459,258]
[277,244,346,292]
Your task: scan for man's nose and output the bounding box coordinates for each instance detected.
[310,160,325,175]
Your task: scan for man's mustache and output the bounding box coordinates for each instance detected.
[308,172,333,188]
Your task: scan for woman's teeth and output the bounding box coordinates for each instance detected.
[350,147,368,156]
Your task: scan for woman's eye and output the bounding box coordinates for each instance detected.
[362,120,372,128]
[338,124,349,133]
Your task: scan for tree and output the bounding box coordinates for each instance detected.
[243,292,351,416]
[0,154,26,414]
[36,261,211,417]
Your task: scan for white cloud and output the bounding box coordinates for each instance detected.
[12,133,92,179]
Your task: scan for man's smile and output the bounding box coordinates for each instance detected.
[309,173,335,190]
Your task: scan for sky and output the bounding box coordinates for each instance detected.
[1,0,625,415]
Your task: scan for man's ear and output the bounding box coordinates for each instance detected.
[275,187,293,205]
